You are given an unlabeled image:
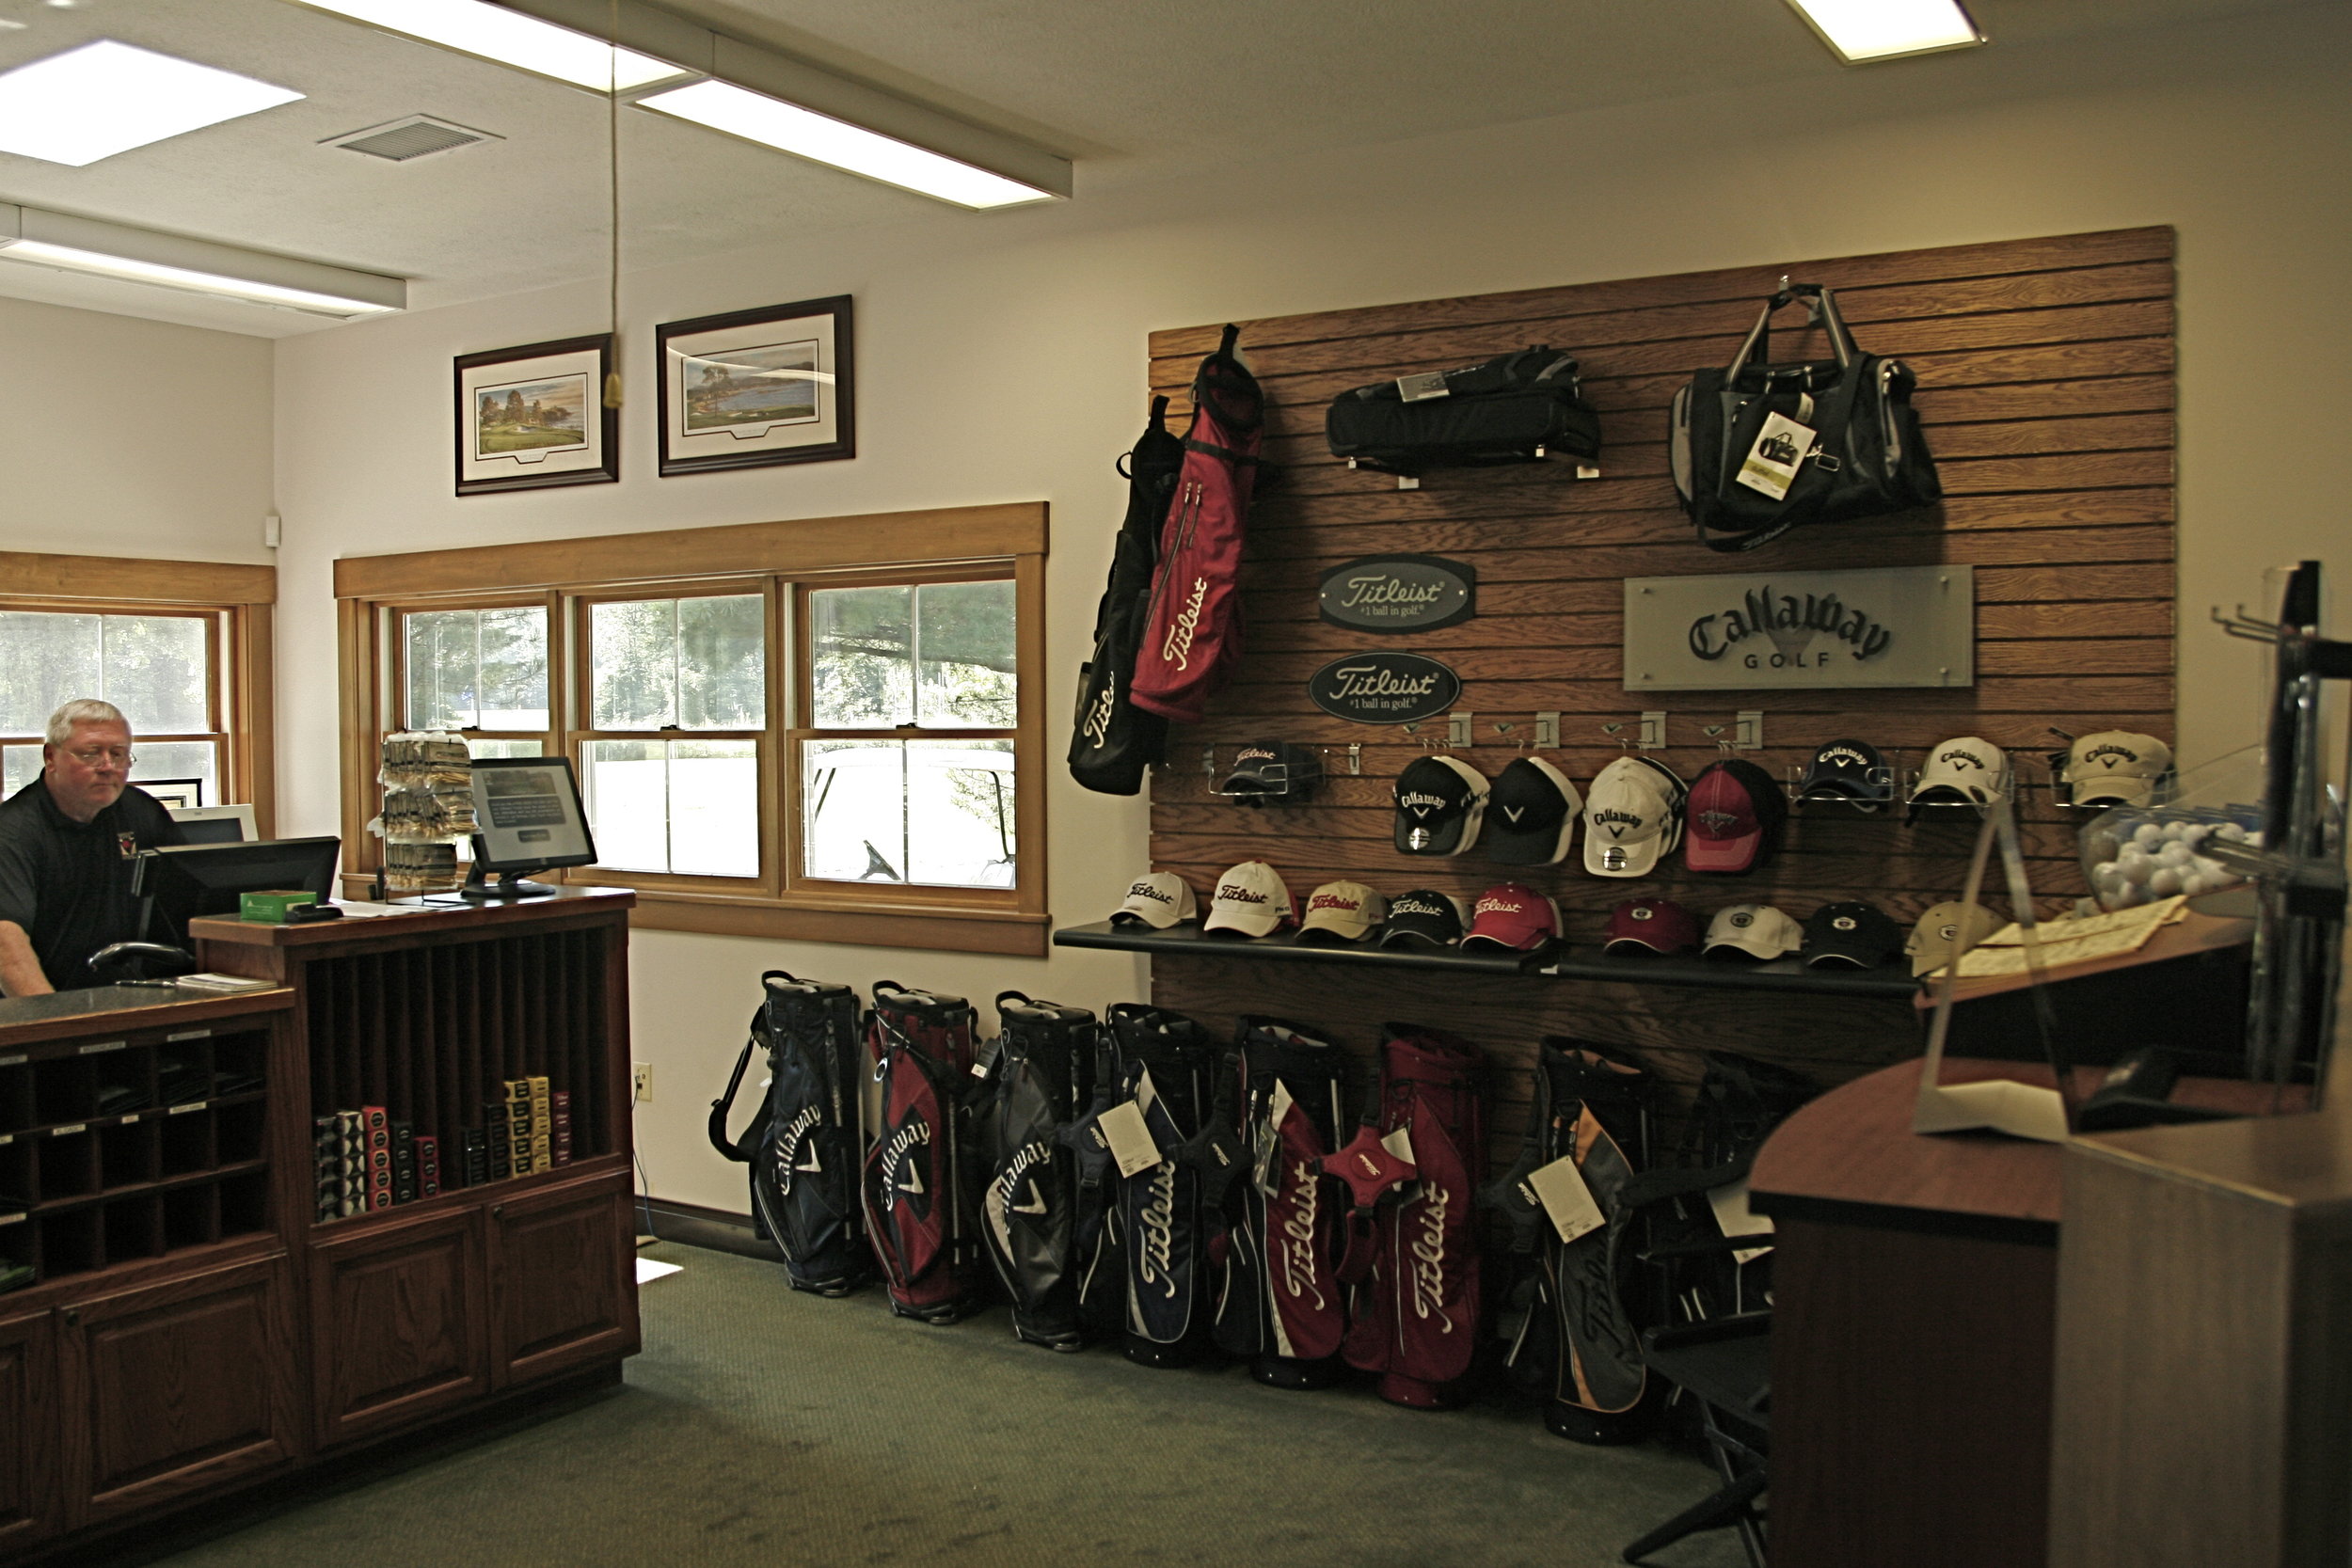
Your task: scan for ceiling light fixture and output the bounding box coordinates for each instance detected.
[284,0,686,92]
[0,40,304,166]
[0,204,405,318]
[635,79,1054,209]
[1784,0,1984,63]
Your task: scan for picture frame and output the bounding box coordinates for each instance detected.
[453,334,619,497]
[134,777,203,810]
[656,295,854,477]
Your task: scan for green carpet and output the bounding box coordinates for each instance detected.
[148,1243,1748,1567]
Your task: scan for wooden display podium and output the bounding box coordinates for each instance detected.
[0,889,639,1563]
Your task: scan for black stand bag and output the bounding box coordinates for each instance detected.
[1325,345,1599,479]
[1670,282,1940,552]
[1104,1004,1222,1369]
[978,992,1103,1352]
[707,970,869,1296]
[1068,397,1184,794]
[861,983,990,1324]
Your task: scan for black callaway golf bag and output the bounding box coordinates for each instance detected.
[1068,397,1184,794]
[708,971,868,1296]
[861,982,989,1324]
[979,992,1103,1352]
[1108,1004,1221,1369]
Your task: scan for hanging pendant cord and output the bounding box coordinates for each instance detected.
[603,0,624,409]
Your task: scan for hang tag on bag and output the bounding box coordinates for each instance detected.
[1396,371,1451,403]
[1735,410,1816,501]
[1522,1154,1606,1243]
[1097,1101,1161,1179]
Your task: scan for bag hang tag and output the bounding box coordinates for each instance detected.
[1736,410,1817,501]
[1097,1100,1162,1179]
[1252,1080,1294,1196]
[1396,371,1451,403]
[1522,1153,1606,1243]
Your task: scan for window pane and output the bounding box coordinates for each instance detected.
[810,586,913,728]
[2,745,37,800]
[803,737,1014,889]
[131,741,219,806]
[100,615,209,735]
[915,581,1016,727]
[0,611,100,734]
[405,607,548,731]
[467,738,543,760]
[581,738,758,878]
[591,595,764,731]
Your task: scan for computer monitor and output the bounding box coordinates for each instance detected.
[464,756,597,900]
[131,836,342,942]
[168,803,259,845]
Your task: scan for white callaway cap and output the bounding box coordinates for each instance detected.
[1583,756,1679,878]
[2064,731,2172,807]
[1203,860,1294,938]
[1112,871,1197,929]
[1911,736,2010,812]
[1702,903,1804,961]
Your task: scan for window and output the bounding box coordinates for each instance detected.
[338,505,1047,956]
[0,556,275,824]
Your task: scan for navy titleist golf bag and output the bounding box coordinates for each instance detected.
[1068,397,1184,795]
[708,971,868,1296]
[1214,1017,1353,1389]
[1108,1004,1221,1369]
[1058,1020,1132,1342]
[978,992,1103,1351]
[1486,1038,1658,1443]
[861,982,989,1324]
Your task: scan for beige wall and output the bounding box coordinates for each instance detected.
[264,6,2351,1213]
[0,293,275,565]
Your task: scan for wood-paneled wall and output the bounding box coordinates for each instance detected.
[1139,227,2176,1148]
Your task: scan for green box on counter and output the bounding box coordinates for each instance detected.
[239,889,319,924]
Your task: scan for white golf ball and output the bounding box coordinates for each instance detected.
[2217,824,2249,843]
[2132,823,2165,850]
[2150,867,2183,896]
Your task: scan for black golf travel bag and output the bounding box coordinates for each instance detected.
[978,991,1103,1351]
[1325,344,1600,479]
[707,971,868,1296]
[1213,1017,1354,1389]
[1068,397,1184,794]
[861,982,989,1324]
[1105,1004,1222,1368]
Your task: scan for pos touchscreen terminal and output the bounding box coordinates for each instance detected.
[461,755,597,900]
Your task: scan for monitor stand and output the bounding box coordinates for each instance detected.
[457,863,557,902]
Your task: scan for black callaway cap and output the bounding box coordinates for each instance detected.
[1392,755,1486,856]
[1485,755,1581,866]
[1802,900,1902,968]
[1799,738,1892,806]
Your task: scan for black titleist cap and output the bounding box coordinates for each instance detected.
[1485,755,1582,866]
[1222,739,1322,803]
[1392,754,1488,856]
[1799,738,1893,809]
[1378,889,1469,948]
[1803,900,1902,969]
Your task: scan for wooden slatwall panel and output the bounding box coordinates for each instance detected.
[1141,227,2174,1149]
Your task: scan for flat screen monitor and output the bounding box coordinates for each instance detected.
[465,755,596,900]
[168,803,258,845]
[132,836,342,942]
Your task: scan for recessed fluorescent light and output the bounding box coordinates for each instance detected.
[1785,0,1984,63]
[0,203,405,318]
[288,0,687,91]
[0,40,303,166]
[636,79,1055,209]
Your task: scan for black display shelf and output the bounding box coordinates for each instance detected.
[1052,922,1922,998]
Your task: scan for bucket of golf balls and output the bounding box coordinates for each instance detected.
[2080,805,2262,911]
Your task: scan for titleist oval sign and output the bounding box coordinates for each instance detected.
[1307,652,1461,725]
[1316,554,1476,632]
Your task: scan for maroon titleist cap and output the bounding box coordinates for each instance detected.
[1460,882,1563,953]
[1603,896,1700,956]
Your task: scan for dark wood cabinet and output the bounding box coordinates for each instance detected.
[309,1207,487,1448]
[56,1252,302,1530]
[489,1168,638,1388]
[0,1307,56,1552]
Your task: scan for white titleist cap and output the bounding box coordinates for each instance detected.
[1297,880,1387,943]
[1112,871,1197,930]
[1202,860,1294,938]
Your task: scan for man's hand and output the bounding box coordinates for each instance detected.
[0,922,53,997]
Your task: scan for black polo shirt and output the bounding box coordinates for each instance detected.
[0,780,184,990]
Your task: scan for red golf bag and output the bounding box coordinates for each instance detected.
[861,982,988,1324]
[1130,325,1263,724]
[978,992,1101,1352]
[1340,1025,1486,1408]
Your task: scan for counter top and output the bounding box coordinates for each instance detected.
[0,983,293,1050]
[192,884,636,948]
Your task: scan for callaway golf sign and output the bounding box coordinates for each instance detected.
[1621,565,1974,691]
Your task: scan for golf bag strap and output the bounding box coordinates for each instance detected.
[707,1035,758,1163]
[1323,1117,1417,1284]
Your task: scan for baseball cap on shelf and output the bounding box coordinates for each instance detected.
[1802,901,1902,969]
[1111,871,1197,929]
[1799,738,1894,811]
[1703,903,1804,962]
[1202,861,1295,938]
[1222,739,1322,804]
[1582,755,1686,878]
[1297,880,1388,945]
[1393,754,1490,856]
[1905,900,2004,977]
[1907,736,2010,821]
[2063,731,2172,808]
[1378,888,1470,949]
[1461,882,1564,954]
[1603,896,1700,957]
[1685,758,1787,875]
[1485,755,1583,866]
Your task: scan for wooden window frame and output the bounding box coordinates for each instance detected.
[334,505,1050,958]
[0,550,277,833]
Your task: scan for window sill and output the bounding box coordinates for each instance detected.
[627,890,1049,958]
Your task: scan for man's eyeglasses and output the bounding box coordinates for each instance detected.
[64,748,135,768]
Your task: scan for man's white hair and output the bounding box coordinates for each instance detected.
[46,699,130,747]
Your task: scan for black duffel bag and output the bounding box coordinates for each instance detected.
[1327,345,1599,479]
[1670,282,1940,552]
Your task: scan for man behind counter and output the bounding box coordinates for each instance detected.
[0,699,185,996]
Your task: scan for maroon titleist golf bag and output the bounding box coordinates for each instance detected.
[1340,1025,1486,1408]
[978,992,1102,1352]
[1130,325,1263,724]
[861,982,988,1324]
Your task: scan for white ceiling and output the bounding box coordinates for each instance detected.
[0,0,2310,337]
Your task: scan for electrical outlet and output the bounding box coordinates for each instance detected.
[631,1062,652,1104]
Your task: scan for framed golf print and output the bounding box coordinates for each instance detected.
[454,334,618,496]
[656,294,854,476]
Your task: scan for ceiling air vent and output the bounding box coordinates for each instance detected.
[324,115,501,163]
